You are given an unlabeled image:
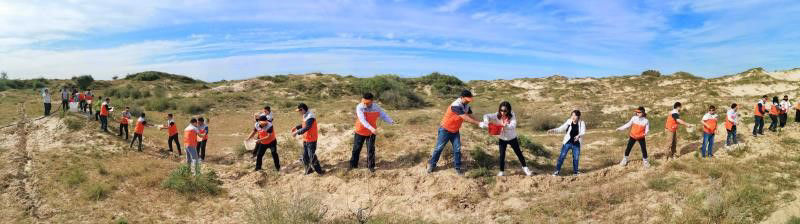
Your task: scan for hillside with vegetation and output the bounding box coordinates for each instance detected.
[1,68,800,223]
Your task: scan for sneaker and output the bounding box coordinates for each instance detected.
[643,160,651,168]
[522,167,533,176]
[497,171,504,177]
[427,165,435,174]
[455,169,464,176]
[551,171,559,176]
[368,167,376,173]
[573,172,580,177]
[619,157,628,166]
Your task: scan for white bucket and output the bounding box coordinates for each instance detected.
[243,139,257,151]
[68,102,79,112]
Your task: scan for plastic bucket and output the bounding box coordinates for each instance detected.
[68,102,79,112]
[488,123,503,135]
[243,139,257,151]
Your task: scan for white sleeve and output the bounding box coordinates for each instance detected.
[644,119,650,135]
[356,106,374,130]
[617,117,634,130]
[553,119,570,132]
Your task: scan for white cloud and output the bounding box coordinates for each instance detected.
[436,0,471,12]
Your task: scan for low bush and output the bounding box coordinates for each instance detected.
[84,181,112,201]
[180,100,213,114]
[519,135,550,158]
[61,166,87,188]
[161,165,222,196]
[64,117,85,131]
[146,97,176,112]
[353,75,426,109]
[245,192,328,224]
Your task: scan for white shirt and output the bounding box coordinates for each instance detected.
[481,112,518,141]
[42,92,51,103]
[552,119,586,144]
[780,100,792,113]
[726,109,738,125]
[356,103,394,131]
[617,116,650,136]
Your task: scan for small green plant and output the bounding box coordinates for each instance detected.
[788,216,800,224]
[83,181,111,201]
[95,162,109,176]
[469,148,495,169]
[64,117,84,131]
[61,166,87,188]
[648,177,678,192]
[519,135,551,158]
[161,165,223,196]
[114,217,129,224]
[245,192,328,224]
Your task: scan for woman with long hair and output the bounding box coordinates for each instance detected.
[480,101,532,176]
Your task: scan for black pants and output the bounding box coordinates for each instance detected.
[779,113,787,128]
[796,109,800,122]
[198,140,207,160]
[99,115,108,131]
[44,103,51,116]
[87,103,92,115]
[624,137,648,159]
[255,141,280,171]
[61,100,68,111]
[118,124,129,139]
[95,111,100,121]
[168,134,181,155]
[79,100,87,112]
[753,116,764,135]
[498,138,527,171]
[130,133,143,151]
[350,134,376,169]
[303,141,323,174]
[768,115,778,131]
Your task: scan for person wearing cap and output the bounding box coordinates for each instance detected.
[159,114,182,156]
[197,117,209,161]
[247,116,280,172]
[427,90,481,176]
[480,101,532,176]
[700,105,719,158]
[118,107,131,140]
[41,88,52,116]
[99,98,111,132]
[665,102,692,161]
[616,106,651,168]
[753,95,767,136]
[292,103,324,175]
[252,106,273,159]
[350,92,394,172]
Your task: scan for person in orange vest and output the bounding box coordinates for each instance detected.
[700,105,719,158]
[247,116,280,172]
[350,93,394,172]
[665,102,692,160]
[197,117,209,161]
[85,89,94,115]
[768,96,780,132]
[616,106,650,168]
[251,106,273,159]
[779,95,791,128]
[753,95,767,136]
[725,103,739,148]
[130,113,153,151]
[291,103,324,175]
[118,107,131,140]
[159,114,182,156]
[99,98,111,132]
[78,90,86,113]
[427,90,481,176]
[184,118,204,175]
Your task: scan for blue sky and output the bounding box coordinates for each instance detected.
[1,0,799,81]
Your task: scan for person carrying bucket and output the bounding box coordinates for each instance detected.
[480,101,531,176]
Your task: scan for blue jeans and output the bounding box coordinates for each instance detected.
[429,127,462,170]
[726,125,737,146]
[555,141,580,174]
[185,146,199,165]
[753,116,764,135]
[701,133,714,157]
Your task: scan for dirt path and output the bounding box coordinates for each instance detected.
[1,104,46,222]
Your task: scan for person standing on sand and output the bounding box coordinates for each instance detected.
[159,114,182,156]
[197,117,209,161]
[480,101,531,177]
[85,89,94,115]
[665,102,692,161]
[549,110,586,176]
[700,105,719,158]
[779,95,791,128]
[767,96,780,132]
[292,103,324,175]
[427,90,481,176]
[184,118,204,175]
[60,87,69,112]
[753,95,767,136]
[99,98,111,132]
[118,107,131,140]
[616,106,650,168]
[42,88,51,116]
[247,116,280,172]
[725,104,739,148]
[795,98,800,123]
[350,93,394,173]
[130,113,154,151]
[252,106,273,159]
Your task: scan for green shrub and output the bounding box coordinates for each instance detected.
[180,100,213,114]
[519,135,550,158]
[258,75,290,83]
[64,117,84,131]
[146,98,176,112]
[641,69,661,78]
[124,71,202,83]
[83,181,112,201]
[467,167,494,178]
[353,75,426,109]
[72,75,94,89]
[161,165,222,196]
[380,89,425,109]
[648,177,678,192]
[245,193,328,224]
[414,72,465,97]
[61,166,87,188]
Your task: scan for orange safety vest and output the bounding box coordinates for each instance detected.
[665,112,679,132]
[769,104,780,115]
[86,93,93,101]
[725,117,734,131]
[78,93,85,101]
[302,118,318,142]
[355,111,380,136]
[441,106,465,133]
[200,126,208,140]
[257,125,276,144]
[168,123,178,136]
[100,103,109,116]
[134,120,145,134]
[703,116,718,134]
[184,127,198,147]
[630,123,646,140]
[754,104,763,117]
[120,114,129,124]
